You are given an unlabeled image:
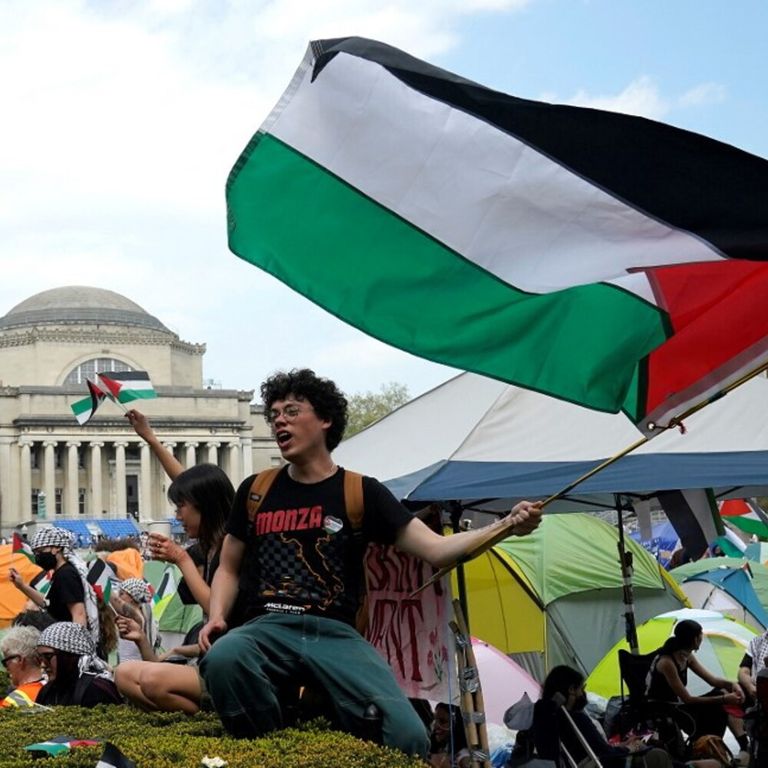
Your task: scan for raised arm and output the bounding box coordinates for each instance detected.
[125,409,184,481]
[395,500,543,568]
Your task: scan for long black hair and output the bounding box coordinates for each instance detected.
[660,619,703,654]
[168,463,234,556]
[541,665,585,702]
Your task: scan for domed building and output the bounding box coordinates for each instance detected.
[0,286,278,538]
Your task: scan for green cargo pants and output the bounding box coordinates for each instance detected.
[199,613,429,757]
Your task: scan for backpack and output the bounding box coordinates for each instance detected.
[246,467,368,632]
[691,734,733,768]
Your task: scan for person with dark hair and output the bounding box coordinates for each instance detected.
[648,619,747,749]
[12,609,57,631]
[429,702,470,768]
[198,368,542,758]
[36,622,121,707]
[116,412,235,714]
[533,665,673,768]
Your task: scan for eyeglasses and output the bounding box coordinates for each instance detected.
[265,404,311,425]
[36,651,57,664]
[0,655,20,667]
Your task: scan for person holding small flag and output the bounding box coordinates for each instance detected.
[9,528,101,653]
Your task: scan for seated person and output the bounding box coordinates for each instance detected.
[0,626,46,708]
[532,665,673,768]
[112,578,160,663]
[36,622,122,707]
[648,619,747,754]
[429,702,470,768]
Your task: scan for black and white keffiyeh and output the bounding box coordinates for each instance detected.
[30,527,100,646]
[119,578,152,605]
[38,622,112,679]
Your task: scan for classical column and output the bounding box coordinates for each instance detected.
[66,441,81,516]
[139,442,152,524]
[206,441,220,466]
[241,437,253,477]
[42,441,57,518]
[114,441,128,518]
[90,442,104,515]
[0,438,13,525]
[184,442,198,469]
[18,439,32,521]
[227,442,241,484]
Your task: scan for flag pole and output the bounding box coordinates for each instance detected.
[412,362,768,597]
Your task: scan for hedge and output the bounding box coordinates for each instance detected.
[0,705,428,768]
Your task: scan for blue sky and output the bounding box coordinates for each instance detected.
[1,0,765,400]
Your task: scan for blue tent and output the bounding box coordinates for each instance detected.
[674,566,768,631]
[335,372,768,512]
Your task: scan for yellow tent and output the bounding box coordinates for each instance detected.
[455,514,687,681]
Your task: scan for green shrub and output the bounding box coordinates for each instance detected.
[0,707,427,768]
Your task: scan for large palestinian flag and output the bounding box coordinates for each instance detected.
[226,37,768,433]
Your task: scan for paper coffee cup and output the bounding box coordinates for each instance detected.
[147,521,172,538]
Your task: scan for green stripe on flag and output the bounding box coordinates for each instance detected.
[228,134,668,413]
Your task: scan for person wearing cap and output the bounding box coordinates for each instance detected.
[36,622,121,707]
[0,626,46,708]
[9,527,100,649]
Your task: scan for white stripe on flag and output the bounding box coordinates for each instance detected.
[270,51,724,298]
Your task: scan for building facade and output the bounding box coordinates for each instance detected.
[0,286,280,538]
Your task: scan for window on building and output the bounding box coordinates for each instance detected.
[270,456,282,466]
[31,488,40,516]
[125,446,140,461]
[63,357,134,386]
[55,488,63,515]
[29,445,40,470]
[78,488,86,515]
[54,446,63,469]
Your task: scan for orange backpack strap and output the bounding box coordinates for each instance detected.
[246,467,283,522]
[343,470,364,530]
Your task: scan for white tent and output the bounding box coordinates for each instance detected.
[334,372,768,510]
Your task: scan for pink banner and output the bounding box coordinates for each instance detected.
[364,531,453,700]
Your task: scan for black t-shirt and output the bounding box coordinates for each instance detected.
[227,466,413,625]
[46,563,85,622]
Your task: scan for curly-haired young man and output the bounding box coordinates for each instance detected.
[199,369,541,757]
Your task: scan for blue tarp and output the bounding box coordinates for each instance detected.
[630,521,680,567]
[98,519,140,538]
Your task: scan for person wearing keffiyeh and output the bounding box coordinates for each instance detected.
[10,528,101,652]
[36,622,122,707]
[114,578,161,663]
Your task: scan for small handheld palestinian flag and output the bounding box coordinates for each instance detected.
[97,370,156,405]
[12,532,34,563]
[70,378,108,425]
[24,736,101,758]
[87,558,117,605]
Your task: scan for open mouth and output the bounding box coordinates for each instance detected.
[276,431,292,447]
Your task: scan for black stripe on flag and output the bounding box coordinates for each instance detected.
[311,37,768,260]
[97,742,137,768]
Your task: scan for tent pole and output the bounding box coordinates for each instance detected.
[616,496,639,654]
[448,501,471,631]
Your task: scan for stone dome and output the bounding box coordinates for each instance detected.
[0,286,172,333]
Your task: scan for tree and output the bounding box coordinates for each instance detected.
[345,382,410,438]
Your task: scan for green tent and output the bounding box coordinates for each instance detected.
[587,607,756,699]
[143,560,202,639]
[460,513,688,682]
